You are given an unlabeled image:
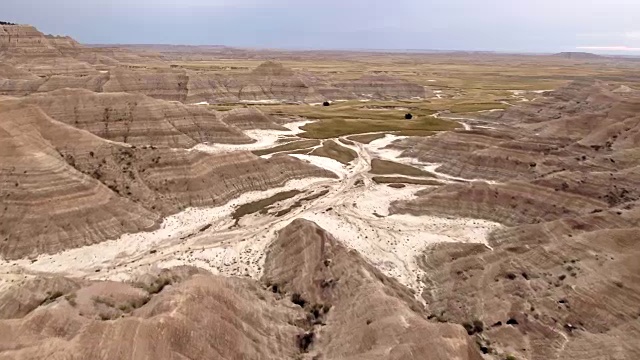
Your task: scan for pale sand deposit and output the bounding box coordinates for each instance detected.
[0,128,501,295]
[191,120,313,153]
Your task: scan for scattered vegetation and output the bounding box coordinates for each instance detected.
[133,276,174,295]
[291,293,307,307]
[462,319,485,335]
[41,290,64,305]
[252,140,320,156]
[391,129,435,137]
[448,102,509,113]
[298,117,457,139]
[297,332,315,353]
[0,21,17,26]
[372,176,442,186]
[370,159,436,177]
[348,133,386,144]
[65,293,77,306]
[93,296,115,307]
[309,140,358,164]
[337,138,354,146]
[232,190,302,222]
[274,189,330,217]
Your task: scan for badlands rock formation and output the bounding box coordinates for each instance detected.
[335,74,428,99]
[1,26,430,103]
[1,23,640,360]
[0,220,482,360]
[9,88,255,147]
[389,80,640,359]
[0,24,96,76]
[0,100,334,259]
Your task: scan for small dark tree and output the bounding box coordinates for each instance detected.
[404,113,413,120]
[322,101,331,107]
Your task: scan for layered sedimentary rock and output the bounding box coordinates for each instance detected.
[0,103,334,259]
[36,73,110,93]
[0,24,97,76]
[219,107,288,130]
[11,88,254,147]
[395,80,640,183]
[185,61,343,104]
[0,267,304,360]
[0,220,482,360]
[335,74,428,99]
[392,181,608,226]
[263,219,482,359]
[0,105,159,259]
[102,67,190,101]
[0,25,61,56]
[389,80,640,359]
[2,25,433,103]
[412,206,640,360]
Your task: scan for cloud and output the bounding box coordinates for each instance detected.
[577,46,640,52]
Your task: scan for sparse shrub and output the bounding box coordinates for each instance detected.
[404,113,413,120]
[472,319,484,333]
[462,322,474,335]
[322,101,330,106]
[93,296,115,307]
[65,293,77,306]
[42,290,65,305]
[291,293,306,307]
[144,276,172,294]
[297,332,315,352]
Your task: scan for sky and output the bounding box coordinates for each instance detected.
[3,0,640,54]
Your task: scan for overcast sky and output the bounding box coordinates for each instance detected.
[3,0,640,53]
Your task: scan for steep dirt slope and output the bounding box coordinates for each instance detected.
[0,220,482,360]
[102,67,190,102]
[0,105,158,259]
[219,107,288,130]
[0,103,334,259]
[389,80,640,359]
[335,74,428,99]
[0,24,96,76]
[0,267,304,360]
[263,219,483,359]
[13,88,254,147]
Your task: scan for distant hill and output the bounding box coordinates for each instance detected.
[552,52,604,59]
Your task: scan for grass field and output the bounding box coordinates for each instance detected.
[232,190,301,222]
[348,133,387,144]
[370,159,436,177]
[310,140,358,164]
[252,140,320,156]
[372,176,443,186]
[186,52,640,147]
[298,117,458,139]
